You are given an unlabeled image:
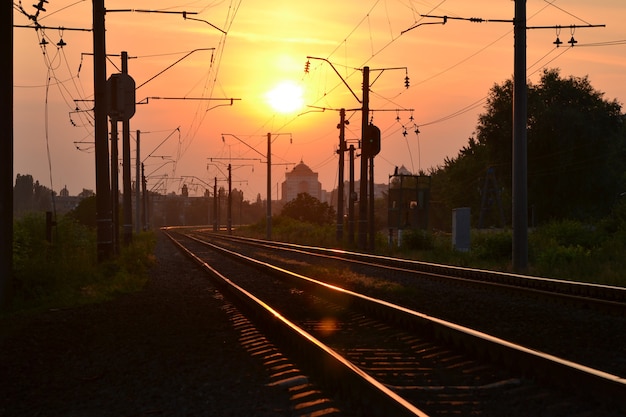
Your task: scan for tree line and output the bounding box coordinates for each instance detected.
[428,68,625,229]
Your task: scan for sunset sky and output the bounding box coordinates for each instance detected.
[13,0,626,201]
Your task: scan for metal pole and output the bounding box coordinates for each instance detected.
[336,109,346,241]
[358,66,370,249]
[213,177,218,231]
[227,163,232,234]
[513,0,528,272]
[93,0,113,261]
[141,163,147,230]
[121,51,133,245]
[135,130,140,233]
[369,156,375,250]
[110,118,119,255]
[348,144,355,244]
[1,2,13,309]
[266,132,272,240]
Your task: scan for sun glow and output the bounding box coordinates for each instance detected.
[265,80,305,114]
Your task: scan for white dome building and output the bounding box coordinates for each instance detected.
[281,160,322,202]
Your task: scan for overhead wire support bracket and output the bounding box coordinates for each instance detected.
[138,97,240,104]
[306,56,362,103]
[14,24,91,31]
[400,18,448,35]
[105,9,227,35]
[526,24,605,30]
[417,14,605,30]
[420,14,514,24]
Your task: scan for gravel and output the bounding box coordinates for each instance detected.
[0,232,295,417]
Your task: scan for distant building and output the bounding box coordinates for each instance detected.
[55,185,82,214]
[281,160,322,202]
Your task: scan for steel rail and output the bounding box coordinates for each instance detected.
[164,230,431,417]
[180,230,626,412]
[202,232,626,309]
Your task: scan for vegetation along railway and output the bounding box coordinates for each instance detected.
[165,227,626,416]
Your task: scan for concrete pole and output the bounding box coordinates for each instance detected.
[1,2,13,309]
[110,118,119,255]
[369,156,375,250]
[121,52,133,245]
[266,133,272,240]
[512,0,528,272]
[227,164,232,234]
[213,177,218,231]
[336,109,346,241]
[348,144,356,245]
[358,67,370,249]
[135,130,141,233]
[93,0,113,261]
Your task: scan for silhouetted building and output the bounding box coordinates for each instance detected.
[281,160,322,202]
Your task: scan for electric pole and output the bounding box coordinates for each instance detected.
[93,0,113,261]
[512,0,528,272]
[358,67,370,250]
[110,117,119,255]
[348,144,356,244]
[121,51,133,245]
[135,130,141,233]
[1,1,13,309]
[267,133,272,240]
[228,164,232,234]
[336,109,347,241]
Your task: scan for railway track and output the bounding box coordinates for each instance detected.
[164,229,626,416]
[192,231,626,313]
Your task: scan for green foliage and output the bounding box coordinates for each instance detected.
[280,193,336,225]
[9,213,155,314]
[270,216,336,247]
[399,229,434,251]
[471,230,512,261]
[66,195,97,227]
[431,69,626,227]
[525,219,626,283]
[237,216,336,247]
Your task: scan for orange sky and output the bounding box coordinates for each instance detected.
[13,0,626,201]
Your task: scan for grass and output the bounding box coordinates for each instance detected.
[238,214,626,288]
[6,212,156,316]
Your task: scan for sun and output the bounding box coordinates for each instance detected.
[265,80,305,114]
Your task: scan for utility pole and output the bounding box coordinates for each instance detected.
[135,130,141,233]
[110,117,119,255]
[121,51,133,245]
[141,163,147,230]
[93,0,113,261]
[348,144,356,244]
[213,177,218,231]
[1,1,13,309]
[267,133,272,240]
[369,153,375,249]
[358,66,370,250]
[512,0,528,272]
[227,164,232,234]
[336,109,347,241]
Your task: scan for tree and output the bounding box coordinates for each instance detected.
[432,69,625,226]
[13,174,53,215]
[67,195,97,228]
[280,193,335,225]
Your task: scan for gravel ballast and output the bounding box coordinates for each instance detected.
[0,233,295,417]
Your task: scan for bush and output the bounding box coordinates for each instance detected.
[471,230,512,261]
[9,212,155,314]
[400,229,434,251]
